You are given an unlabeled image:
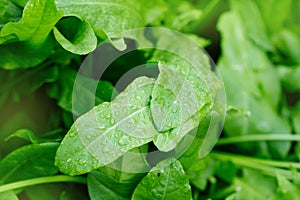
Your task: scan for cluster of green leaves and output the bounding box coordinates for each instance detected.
[1,0,300,199]
[198,0,300,199]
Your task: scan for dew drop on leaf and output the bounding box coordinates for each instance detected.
[98,125,106,130]
[78,159,87,165]
[69,131,76,137]
[118,135,129,146]
[110,119,115,125]
[102,147,109,153]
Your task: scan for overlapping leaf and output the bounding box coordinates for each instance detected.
[55,0,145,38]
[132,158,192,200]
[55,77,158,175]
[0,0,63,69]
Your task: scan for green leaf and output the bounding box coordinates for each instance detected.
[177,112,220,172]
[55,77,158,175]
[132,158,192,200]
[0,143,59,184]
[54,15,97,55]
[0,191,18,200]
[149,29,221,151]
[0,0,61,43]
[183,156,215,191]
[220,169,276,200]
[47,68,116,116]
[272,29,300,64]
[218,9,291,158]
[0,0,63,69]
[273,173,300,199]
[0,64,59,107]
[150,62,211,132]
[88,170,128,200]
[88,147,149,200]
[292,102,300,134]
[4,128,63,144]
[5,129,40,144]
[55,0,145,37]
[0,0,22,26]
[278,65,300,92]
[230,0,274,51]
[9,0,27,7]
[142,0,202,32]
[256,0,292,33]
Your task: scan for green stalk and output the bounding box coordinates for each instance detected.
[216,134,300,146]
[212,151,300,169]
[0,175,86,193]
[211,151,296,179]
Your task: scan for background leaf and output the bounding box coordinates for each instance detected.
[0,143,59,184]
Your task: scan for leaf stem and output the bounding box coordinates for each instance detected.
[216,134,300,146]
[0,175,86,193]
[212,151,300,169]
[211,151,298,179]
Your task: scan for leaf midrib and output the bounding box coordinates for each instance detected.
[85,105,149,149]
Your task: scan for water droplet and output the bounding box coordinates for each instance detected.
[126,124,132,129]
[101,139,107,145]
[69,131,76,137]
[67,158,72,163]
[172,108,177,113]
[102,147,109,153]
[100,114,105,118]
[105,113,111,119]
[87,135,92,140]
[130,118,137,124]
[151,189,160,197]
[111,132,118,138]
[181,69,187,75]
[110,119,115,125]
[119,135,129,146]
[76,166,83,173]
[78,159,87,165]
[98,125,106,130]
